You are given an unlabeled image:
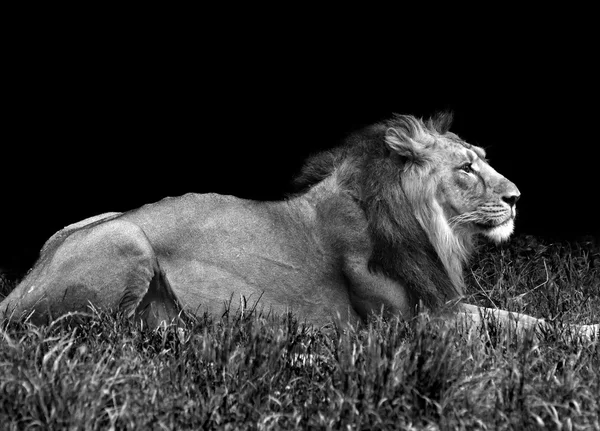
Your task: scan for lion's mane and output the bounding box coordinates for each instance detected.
[295,113,471,310]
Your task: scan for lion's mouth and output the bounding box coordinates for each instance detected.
[475,217,512,230]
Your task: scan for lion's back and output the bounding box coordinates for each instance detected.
[118,193,351,320]
[121,192,307,256]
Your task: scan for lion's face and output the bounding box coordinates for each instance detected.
[433,133,520,243]
[384,115,521,244]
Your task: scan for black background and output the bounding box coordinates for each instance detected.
[2,10,598,273]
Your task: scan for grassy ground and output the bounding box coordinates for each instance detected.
[1,234,599,430]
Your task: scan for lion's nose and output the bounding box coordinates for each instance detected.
[502,190,520,208]
[499,180,521,208]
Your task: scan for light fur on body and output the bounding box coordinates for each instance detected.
[1,113,598,340]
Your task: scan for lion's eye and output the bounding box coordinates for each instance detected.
[460,163,473,173]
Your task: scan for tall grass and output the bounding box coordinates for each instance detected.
[1,234,599,430]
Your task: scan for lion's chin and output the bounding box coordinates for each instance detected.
[481,218,515,243]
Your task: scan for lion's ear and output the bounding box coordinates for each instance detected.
[384,127,425,164]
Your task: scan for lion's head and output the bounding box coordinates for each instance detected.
[296,112,520,309]
[387,113,520,242]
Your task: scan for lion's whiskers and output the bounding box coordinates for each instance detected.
[448,211,481,228]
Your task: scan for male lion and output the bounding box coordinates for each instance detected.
[1,113,598,338]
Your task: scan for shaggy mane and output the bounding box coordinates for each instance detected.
[295,113,473,310]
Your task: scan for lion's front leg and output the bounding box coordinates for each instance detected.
[456,303,599,342]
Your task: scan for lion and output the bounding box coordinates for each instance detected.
[1,113,598,339]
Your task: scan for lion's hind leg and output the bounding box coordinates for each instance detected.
[0,219,183,328]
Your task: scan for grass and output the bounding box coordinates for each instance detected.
[1,234,599,430]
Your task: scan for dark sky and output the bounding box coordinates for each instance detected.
[2,17,598,272]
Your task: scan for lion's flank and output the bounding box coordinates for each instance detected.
[295,113,467,310]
